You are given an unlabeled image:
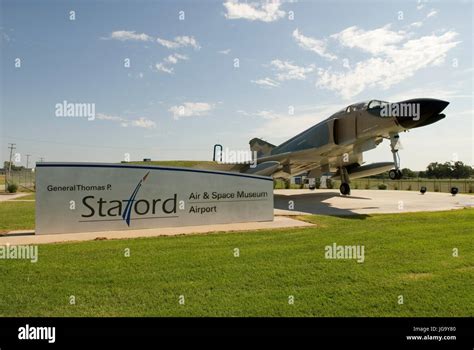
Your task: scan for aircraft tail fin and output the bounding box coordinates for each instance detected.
[249,138,276,158]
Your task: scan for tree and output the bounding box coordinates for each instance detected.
[425,161,473,179]
[451,161,472,179]
[401,168,415,178]
[3,161,25,171]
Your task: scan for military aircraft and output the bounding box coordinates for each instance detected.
[213,98,449,195]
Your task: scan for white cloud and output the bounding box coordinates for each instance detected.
[174,36,201,49]
[270,59,315,81]
[157,35,200,49]
[223,0,285,22]
[251,77,281,88]
[105,31,200,51]
[155,54,189,74]
[130,117,157,129]
[416,0,428,10]
[96,113,156,129]
[239,110,276,120]
[96,113,124,122]
[292,29,337,60]
[316,26,460,99]
[107,30,152,42]
[426,9,438,18]
[1,31,11,42]
[155,63,174,74]
[251,59,315,88]
[410,21,423,28]
[331,25,406,55]
[156,38,178,49]
[250,104,343,140]
[164,53,188,64]
[386,86,472,102]
[169,102,215,120]
[218,49,231,55]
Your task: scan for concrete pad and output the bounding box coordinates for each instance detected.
[0,216,313,245]
[0,193,30,201]
[274,189,474,216]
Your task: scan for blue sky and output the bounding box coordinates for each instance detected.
[1,0,472,170]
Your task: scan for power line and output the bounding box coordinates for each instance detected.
[3,135,210,151]
[7,143,16,184]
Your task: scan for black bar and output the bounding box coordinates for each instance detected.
[0,317,472,346]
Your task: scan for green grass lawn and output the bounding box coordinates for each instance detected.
[0,200,472,317]
[0,201,35,232]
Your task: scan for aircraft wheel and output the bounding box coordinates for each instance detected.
[396,169,403,179]
[389,169,398,180]
[340,183,351,196]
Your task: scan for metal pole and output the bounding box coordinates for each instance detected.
[7,143,16,187]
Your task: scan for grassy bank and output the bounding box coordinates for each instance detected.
[0,201,472,317]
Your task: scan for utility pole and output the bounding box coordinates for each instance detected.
[26,154,31,169]
[7,143,16,185]
[39,157,44,163]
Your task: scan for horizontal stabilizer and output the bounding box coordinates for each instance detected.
[244,161,280,176]
[249,138,276,158]
[332,162,394,180]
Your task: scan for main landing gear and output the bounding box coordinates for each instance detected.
[389,168,402,180]
[388,133,403,180]
[339,166,351,196]
[340,182,351,196]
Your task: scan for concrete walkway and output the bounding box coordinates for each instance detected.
[274,189,473,216]
[0,216,313,245]
[1,189,472,245]
[0,193,30,201]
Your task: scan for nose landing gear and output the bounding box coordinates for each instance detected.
[389,133,403,180]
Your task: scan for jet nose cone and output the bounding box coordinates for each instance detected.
[396,98,449,129]
[419,98,449,116]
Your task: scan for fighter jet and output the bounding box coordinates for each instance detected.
[213,98,449,195]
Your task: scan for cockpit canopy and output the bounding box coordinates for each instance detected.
[345,100,389,113]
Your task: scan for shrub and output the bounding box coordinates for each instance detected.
[7,183,18,193]
[365,184,370,189]
[407,184,412,191]
[326,178,334,189]
[315,178,321,189]
[378,183,387,190]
